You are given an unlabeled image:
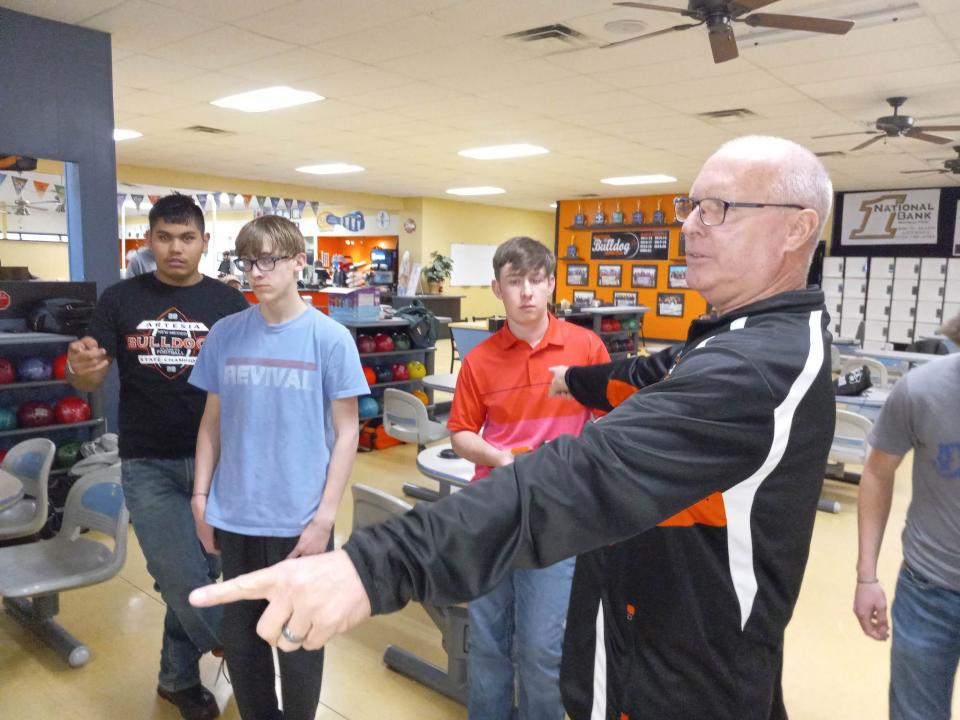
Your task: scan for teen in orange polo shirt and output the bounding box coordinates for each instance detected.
[447,236,609,720]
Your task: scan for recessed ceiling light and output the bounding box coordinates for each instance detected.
[549,202,558,208]
[446,186,506,196]
[113,128,142,142]
[211,86,324,113]
[458,144,549,160]
[601,174,677,186]
[296,163,365,175]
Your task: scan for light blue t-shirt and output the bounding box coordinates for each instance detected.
[189,305,368,536]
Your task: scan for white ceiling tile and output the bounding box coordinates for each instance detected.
[148,0,294,21]
[112,54,205,89]
[316,14,478,64]
[0,0,126,24]
[149,26,295,71]
[114,90,197,115]
[233,0,420,45]
[80,0,218,51]
[224,48,362,83]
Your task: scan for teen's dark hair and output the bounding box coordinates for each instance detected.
[148,193,205,233]
[492,236,555,282]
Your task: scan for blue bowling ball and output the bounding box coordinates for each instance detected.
[0,406,16,430]
[17,356,52,382]
[359,396,380,418]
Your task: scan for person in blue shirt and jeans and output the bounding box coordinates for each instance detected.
[190,216,368,720]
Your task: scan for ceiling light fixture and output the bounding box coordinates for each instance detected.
[296,163,365,175]
[458,144,549,160]
[212,86,324,113]
[601,174,677,186]
[113,128,142,141]
[446,186,506,196]
[549,202,558,208]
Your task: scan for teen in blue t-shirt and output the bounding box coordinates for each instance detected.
[190,216,367,720]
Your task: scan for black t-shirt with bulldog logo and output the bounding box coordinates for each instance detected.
[87,273,249,459]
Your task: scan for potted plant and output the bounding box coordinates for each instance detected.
[423,251,453,294]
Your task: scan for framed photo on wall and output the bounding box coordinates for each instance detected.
[657,292,685,317]
[566,263,589,286]
[631,264,658,288]
[598,264,622,287]
[668,264,689,289]
[572,290,596,306]
[677,232,686,258]
[613,291,638,307]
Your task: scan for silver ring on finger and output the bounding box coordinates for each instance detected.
[281,622,306,644]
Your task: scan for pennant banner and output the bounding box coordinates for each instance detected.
[54,183,64,200]
[269,197,280,212]
[295,200,306,219]
[131,194,144,211]
[228,192,238,209]
[33,180,49,198]
[12,176,27,196]
[117,192,128,214]
[0,174,6,189]
[255,195,267,210]
[196,193,208,209]
[148,194,161,205]
[309,201,319,217]
[242,194,253,208]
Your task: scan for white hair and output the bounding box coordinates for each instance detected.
[713,135,834,241]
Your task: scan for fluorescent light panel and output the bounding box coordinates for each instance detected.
[446,186,506,196]
[601,174,676,186]
[211,86,324,113]
[296,163,364,175]
[113,128,142,141]
[458,143,549,160]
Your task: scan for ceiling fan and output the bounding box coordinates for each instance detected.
[813,97,960,151]
[900,145,960,176]
[603,0,854,64]
[0,197,58,216]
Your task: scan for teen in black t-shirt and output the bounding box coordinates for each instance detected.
[67,194,246,720]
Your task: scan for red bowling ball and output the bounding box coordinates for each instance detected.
[52,353,69,380]
[17,401,55,428]
[391,363,410,380]
[356,335,376,353]
[54,396,91,424]
[373,333,394,352]
[0,357,14,385]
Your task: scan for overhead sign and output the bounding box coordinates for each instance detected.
[590,231,669,260]
[839,189,940,246]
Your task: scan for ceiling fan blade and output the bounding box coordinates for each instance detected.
[729,0,782,13]
[602,22,702,49]
[905,129,953,145]
[743,13,855,34]
[709,24,739,63]
[613,2,694,16]
[851,135,885,151]
[914,124,960,132]
[901,169,947,174]
[811,130,877,139]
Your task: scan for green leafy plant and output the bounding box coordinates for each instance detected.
[423,251,454,285]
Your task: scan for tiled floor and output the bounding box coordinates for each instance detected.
[1,341,957,718]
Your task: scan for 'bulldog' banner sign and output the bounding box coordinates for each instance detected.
[591,231,669,260]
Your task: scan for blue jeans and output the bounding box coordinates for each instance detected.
[121,458,222,691]
[468,557,574,720]
[890,563,960,720]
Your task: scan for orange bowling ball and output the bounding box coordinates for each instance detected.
[411,389,429,405]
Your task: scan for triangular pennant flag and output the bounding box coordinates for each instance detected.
[0,174,7,189]
[228,192,238,209]
[33,180,49,198]
[309,201,320,217]
[54,184,64,200]
[148,194,161,205]
[117,192,128,214]
[242,194,253,208]
[255,195,267,210]
[12,176,27,196]
[283,198,293,214]
[269,197,280,212]
[296,200,307,217]
[131,194,144,211]
[197,193,208,209]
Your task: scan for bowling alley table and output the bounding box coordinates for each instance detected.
[412,443,473,500]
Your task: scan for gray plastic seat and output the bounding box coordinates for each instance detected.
[0,438,55,541]
[820,409,873,514]
[0,465,128,667]
[382,388,449,450]
[351,483,467,705]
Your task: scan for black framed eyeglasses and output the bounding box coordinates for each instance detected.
[674,197,806,227]
[234,255,293,272]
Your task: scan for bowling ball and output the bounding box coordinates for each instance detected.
[52,354,69,380]
[376,365,394,383]
[362,366,377,385]
[356,335,376,353]
[0,357,14,385]
[358,396,379,418]
[411,389,429,406]
[406,360,427,379]
[56,441,83,469]
[0,407,16,430]
[54,396,91,424]
[391,362,410,380]
[17,356,52,382]
[373,333,394,352]
[17,401,55,428]
[392,333,412,351]
[609,318,621,331]
[0,449,6,464]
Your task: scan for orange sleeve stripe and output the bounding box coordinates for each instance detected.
[606,378,639,408]
[658,492,727,528]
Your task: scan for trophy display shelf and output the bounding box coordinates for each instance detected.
[565,222,684,231]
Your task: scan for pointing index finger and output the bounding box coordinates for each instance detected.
[189,567,275,607]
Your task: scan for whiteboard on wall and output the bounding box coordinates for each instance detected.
[450,243,497,286]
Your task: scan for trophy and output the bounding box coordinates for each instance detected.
[652,199,665,226]
[566,235,579,258]
[593,201,605,226]
[574,202,585,226]
[631,200,644,226]
[612,201,624,225]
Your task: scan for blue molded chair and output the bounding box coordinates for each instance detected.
[0,438,55,541]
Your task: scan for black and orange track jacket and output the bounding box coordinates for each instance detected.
[344,288,835,720]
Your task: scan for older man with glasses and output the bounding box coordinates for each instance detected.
[191,136,837,720]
